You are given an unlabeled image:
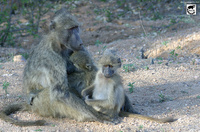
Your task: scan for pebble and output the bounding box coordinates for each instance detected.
[2,74,13,76]
[13,55,26,62]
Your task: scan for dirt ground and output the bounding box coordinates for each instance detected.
[0,1,200,132]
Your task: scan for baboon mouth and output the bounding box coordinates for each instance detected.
[73,45,84,51]
[104,75,112,78]
[60,44,67,50]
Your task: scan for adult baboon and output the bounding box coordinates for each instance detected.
[82,50,175,123]
[0,8,111,127]
[23,7,111,122]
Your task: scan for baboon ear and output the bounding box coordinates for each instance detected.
[117,58,121,67]
[86,64,92,71]
[50,20,56,30]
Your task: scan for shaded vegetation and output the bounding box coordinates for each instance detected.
[0,0,199,47]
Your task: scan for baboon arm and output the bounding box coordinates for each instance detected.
[69,88,82,98]
[0,103,46,126]
[119,111,176,123]
[63,91,111,122]
[50,77,70,102]
[81,84,94,98]
[85,99,111,108]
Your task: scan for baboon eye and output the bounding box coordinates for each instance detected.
[117,58,121,63]
[104,65,113,68]
[50,21,56,30]
[86,64,92,70]
[69,26,78,30]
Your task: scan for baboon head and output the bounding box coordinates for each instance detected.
[70,51,96,71]
[98,50,121,78]
[50,8,83,51]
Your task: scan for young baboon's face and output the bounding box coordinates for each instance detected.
[99,54,121,78]
[70,51,95,71]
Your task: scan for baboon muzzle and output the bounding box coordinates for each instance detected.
[103,67,114,78]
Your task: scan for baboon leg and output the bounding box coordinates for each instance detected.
[63,94,110,122]
[122,94,139,114]
[0,103,46,126]
[32,89,110,122]
[81,84,94,98]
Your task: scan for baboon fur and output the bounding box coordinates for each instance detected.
[82,50,176,123]
[0,8,110,127]
[0,8,141,126]
[68,50,98,95]
[82,50,124,118]
[23,8,110,122]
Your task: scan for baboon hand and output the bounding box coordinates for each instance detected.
[81,91,87,99]
[85,95,92,105]
[85,95,90,100]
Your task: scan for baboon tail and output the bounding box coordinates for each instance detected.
[0,103,46,126]
[119,111,176,123]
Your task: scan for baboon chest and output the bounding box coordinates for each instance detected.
[92,79,114,100]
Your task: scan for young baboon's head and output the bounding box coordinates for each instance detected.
[50,8,83,51]
[98,50,121,78]
[70,51,96,71]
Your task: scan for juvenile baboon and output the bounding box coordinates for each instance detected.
[0,8,111,126]
[68,50,97,95]
[61,48,79,75]
[81,50,124,118]
[23,7,83,105]
[82,50,175,123]
[68,50,138,115]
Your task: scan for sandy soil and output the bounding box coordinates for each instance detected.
[0,1,200,131]
[0,33,200,131]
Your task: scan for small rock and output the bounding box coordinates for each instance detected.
[116,9,124,12]
[86,28,95,31]
[191,58,200,65]
[166,107,169,110]
[119,125,124,128]
[195,59,200,65]
[13,55,26,62]
[2,74,13,77]
[116,20,123,25]
[149,57,154,64]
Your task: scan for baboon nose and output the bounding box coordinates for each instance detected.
[79,39,83,47]
[79,43,84,49]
